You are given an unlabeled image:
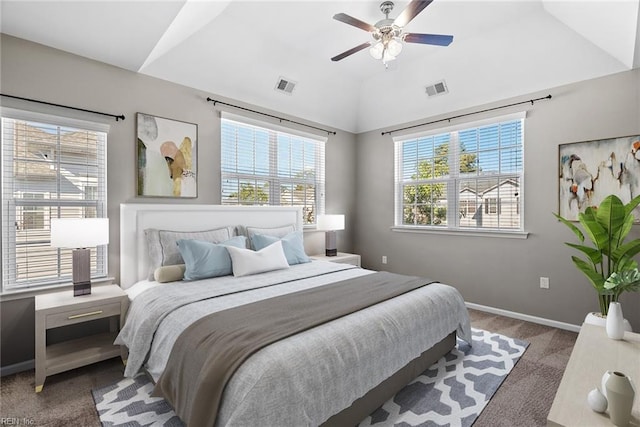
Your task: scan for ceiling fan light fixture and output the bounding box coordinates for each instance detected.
[387,38,403,56]
[382,50,396,64]
[331,0,453,64]
[369,42,384,60]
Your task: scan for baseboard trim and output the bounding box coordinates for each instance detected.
[466,302,581,333]
[1,359,34,377]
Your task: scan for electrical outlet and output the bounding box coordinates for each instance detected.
[382,255,387,264]
[540,277,550,289]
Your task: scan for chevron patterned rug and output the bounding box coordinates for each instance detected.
[92,328,528,427]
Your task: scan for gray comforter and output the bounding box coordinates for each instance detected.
[116,262,471,426]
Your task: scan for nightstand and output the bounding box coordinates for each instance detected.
[35,284,127,392]
[310,252,361,267]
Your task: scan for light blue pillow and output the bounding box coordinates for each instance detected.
[251,231,310,266]
[177,236,247,281]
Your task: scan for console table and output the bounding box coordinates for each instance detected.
[547,323,640,426]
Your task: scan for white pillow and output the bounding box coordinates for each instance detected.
[226,240,290,277]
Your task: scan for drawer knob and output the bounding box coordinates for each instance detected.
[67,310,103,319]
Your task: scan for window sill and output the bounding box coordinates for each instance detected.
[0,277,115,302]
[391,226,529,239]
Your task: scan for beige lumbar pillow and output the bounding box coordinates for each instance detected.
[154,264,186,283]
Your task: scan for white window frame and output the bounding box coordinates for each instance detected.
[1,108,109,292]
[393,112,527,238]
[220,113,326,226]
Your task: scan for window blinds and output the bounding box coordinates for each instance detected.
[1,112,108,290]
[394,112,524,231]
[220,116,325,225]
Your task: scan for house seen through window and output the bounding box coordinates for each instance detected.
[394,113,524,232]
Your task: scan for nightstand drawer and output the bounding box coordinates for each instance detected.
[46,302,121,329]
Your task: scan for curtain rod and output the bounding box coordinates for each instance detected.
[0,93,125,121]
[207,97,337,135]
[381,94,552,136]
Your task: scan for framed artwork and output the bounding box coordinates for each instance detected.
[559,135,640,221]
[137,113,197,198]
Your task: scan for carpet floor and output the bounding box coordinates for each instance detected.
[0,309,577,426]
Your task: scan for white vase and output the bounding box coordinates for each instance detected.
[602,371,612,399]
[606,302,625,340]
[605,371,636,426]
[587,387,608,413]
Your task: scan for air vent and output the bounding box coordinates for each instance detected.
[425,80,448,97]
[275,77,296,95]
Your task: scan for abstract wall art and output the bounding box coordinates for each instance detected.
[559,135,640,221]
[137,113,197,198]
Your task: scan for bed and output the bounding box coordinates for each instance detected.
[115,203,471,426]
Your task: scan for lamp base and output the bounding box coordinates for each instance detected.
[325,230,338,257]
[73,282,92,296]
[72,248,92,297]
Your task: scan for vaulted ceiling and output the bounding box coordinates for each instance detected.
[1,1,639,133]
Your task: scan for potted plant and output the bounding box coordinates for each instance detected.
[554,194,640,324]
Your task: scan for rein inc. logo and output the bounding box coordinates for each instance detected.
[0,418,35,425]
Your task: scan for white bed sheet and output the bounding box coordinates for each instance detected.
[117,261,471,426]
[124,279,166,301]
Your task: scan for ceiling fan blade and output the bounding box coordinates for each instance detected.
[331,42,372,62]
[404,33,453,46]
[333,13,376,32]
[394,0,433,27]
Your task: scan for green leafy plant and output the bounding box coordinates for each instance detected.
[604,269,640,300]
[554,194,640,315]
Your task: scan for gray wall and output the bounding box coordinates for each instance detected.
[0,34,356,369]
[354,69,640,330]
[2,32,639,371]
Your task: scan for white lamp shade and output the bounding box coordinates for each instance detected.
[317,214,345,231]
[50,218,109,248]
[387,38,403,56]
[382,51,396,63]
[369,42,384,59]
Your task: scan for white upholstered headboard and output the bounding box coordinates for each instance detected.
[120,204,303,289]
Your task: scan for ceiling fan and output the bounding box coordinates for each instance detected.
[331,0,453,66]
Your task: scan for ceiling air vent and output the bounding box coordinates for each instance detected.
[425,80,448,97]
[275,77,296,95]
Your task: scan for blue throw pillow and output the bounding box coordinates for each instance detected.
[251,231,310,265]
[177,235,247,281]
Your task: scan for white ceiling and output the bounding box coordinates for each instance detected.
[1,0,639,133]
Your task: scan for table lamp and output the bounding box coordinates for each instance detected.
[50,218,109,296]
[317,214,345,257]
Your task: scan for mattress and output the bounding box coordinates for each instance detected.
[116,261,471,426]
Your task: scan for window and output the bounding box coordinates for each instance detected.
[1,110,108,291]
[20,193,45,230]
[221,115,325,225]
[394,113,524,232]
